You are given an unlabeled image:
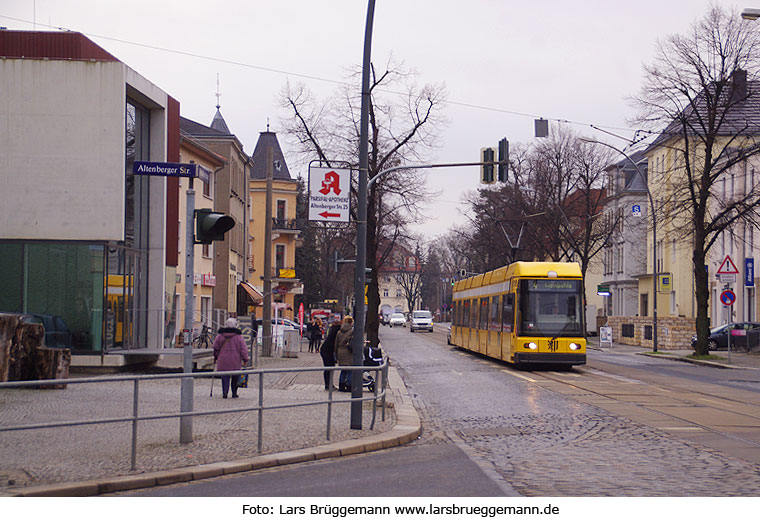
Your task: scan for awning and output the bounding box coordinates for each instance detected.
[239,281,263,304]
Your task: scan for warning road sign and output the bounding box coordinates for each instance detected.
[717,255,740,275]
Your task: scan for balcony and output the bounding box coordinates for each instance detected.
[272,218,300,234]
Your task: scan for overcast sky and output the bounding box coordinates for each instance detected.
[1,0,746,238]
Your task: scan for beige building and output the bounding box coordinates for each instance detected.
[248,131,301,320]
[169,134,227,342]
[180,110,250,317]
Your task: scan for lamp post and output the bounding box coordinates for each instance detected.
[581,138,658,352]
[742,7,760,20]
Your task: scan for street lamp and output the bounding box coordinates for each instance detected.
[742,8,760,20]
[581,138,658,353]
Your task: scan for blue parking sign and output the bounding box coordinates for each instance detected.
[632,204,642,217]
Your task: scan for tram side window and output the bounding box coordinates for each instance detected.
[470,299,478,328]
[502,293,514,333]
[463,300,470,328]
[479,298,489,330]
[490,296,501,331]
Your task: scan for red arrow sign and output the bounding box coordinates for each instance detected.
[319,211,341,219]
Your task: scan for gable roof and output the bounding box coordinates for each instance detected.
[251,131,292,180]
[646,70,760,153]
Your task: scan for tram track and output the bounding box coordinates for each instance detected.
[523,361,760,461]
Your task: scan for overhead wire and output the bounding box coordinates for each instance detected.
[0,13,651,143]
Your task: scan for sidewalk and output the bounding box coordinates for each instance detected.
[587,337,760,369]
[0,348,421,497]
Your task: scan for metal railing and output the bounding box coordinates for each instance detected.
[0,361,389,471]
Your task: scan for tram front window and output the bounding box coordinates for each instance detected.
[518,279,583,337]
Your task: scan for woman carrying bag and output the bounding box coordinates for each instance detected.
[213,317,249,399]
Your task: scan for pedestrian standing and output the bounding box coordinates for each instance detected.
[309,318,324,352]
[334,316,354,392]
[213,317,249,399]
[319,318,342,390]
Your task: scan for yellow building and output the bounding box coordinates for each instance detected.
[248,131,301,320]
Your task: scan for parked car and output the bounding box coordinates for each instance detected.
[447,325,452,345]
[690,322,760,350]
[389,313,406,328]
[18,313,72,348]
[410,310,434,333]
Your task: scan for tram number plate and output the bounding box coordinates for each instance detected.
[548,339,559,352]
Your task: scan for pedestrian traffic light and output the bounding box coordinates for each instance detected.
[195,209,235,244]
[480,147,495,184]
[498,138,509,182]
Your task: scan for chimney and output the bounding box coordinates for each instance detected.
[731,68,747,102]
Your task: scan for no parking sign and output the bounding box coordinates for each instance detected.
[720,289,736,307]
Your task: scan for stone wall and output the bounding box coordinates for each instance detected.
[0,313,71,386]
[604,316,696,350]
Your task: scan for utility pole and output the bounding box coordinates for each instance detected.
[180,177,195,443]
[352,0,376,430]
[262,146,274,357]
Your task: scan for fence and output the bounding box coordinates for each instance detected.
[0,361,389,472]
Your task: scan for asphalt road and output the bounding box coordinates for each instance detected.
[123,324,760,496]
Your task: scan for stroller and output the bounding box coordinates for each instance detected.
[362,341,384,392]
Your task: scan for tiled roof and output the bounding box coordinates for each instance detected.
[251,131,292,180]
[180,116,231,138]
[647,73,760,152]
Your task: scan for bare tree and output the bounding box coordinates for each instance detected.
[394,244,424,314]
[632,5,760,355]
[280,59,446,344]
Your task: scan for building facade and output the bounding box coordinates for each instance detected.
[180,113,249,317]
[248,131,301,320]
[0,30,179,356]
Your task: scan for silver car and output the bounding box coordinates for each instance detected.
[410,310,434,332]
[389,313,406,328]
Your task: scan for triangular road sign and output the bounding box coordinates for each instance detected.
[717,255,740,274]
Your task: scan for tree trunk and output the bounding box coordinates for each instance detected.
[693,230,711,356]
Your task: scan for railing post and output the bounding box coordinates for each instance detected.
[327,368,334,440]
[257,372,264,453]
[131,379,139,470]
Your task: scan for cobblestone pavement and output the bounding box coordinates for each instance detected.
[383,326,760,497]
[0,350,394,493]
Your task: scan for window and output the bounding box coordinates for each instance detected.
[470,299,478,328]
[383,288,389,298]
[202,243,211,258]
[275,244,285,271]
[479,298,489,330]
[671,239,676,264]
[276,200,286,224]
[501,293,514,333]
[396,288,402,298]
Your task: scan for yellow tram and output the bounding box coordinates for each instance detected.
[451,261,586,367]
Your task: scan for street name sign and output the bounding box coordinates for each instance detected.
[133,161,197,178]
[308,166,351,222]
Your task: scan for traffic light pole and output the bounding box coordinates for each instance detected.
[180,179,195,443]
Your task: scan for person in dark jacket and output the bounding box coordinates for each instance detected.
[334,316,354,392]
[308,318,324,352]
[319,318,342,390]
[213,317,249,398]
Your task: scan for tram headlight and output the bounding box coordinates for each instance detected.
[524,342,538,350]
[569,342,581,351]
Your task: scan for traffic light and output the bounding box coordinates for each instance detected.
[365,267,373,284]
[498,138,509,182]
[195,209,235,244]
[480,147,495,184]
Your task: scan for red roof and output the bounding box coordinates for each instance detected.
[0,30,119,62]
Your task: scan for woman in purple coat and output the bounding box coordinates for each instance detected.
[213,317,249,398]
